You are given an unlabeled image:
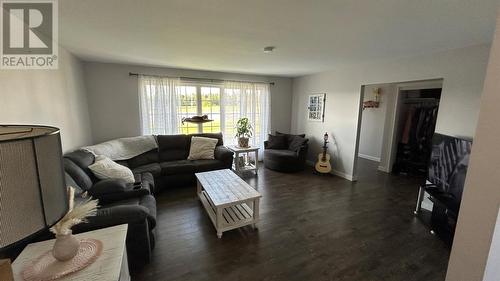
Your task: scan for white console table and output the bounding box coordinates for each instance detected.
[12,225,129,281]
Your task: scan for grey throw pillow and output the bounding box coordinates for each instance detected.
[288,136,308,151]
[267,134,287,149]
[276,131,306,146]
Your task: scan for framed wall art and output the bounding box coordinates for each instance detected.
[307,93,326,122]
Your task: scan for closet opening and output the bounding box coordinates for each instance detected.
[391,88,441,176]
[353,79,443,182]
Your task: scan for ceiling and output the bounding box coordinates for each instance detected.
[59,0,498,77]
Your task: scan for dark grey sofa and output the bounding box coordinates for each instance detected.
[264,133,309,173]
[61,133,233,267]
[63,151,157,268]
[117,132,234,191]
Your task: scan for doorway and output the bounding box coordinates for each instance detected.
[353,79,443,180]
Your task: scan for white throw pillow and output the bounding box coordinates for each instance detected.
[88,155,135,183]
[187,137,218,160]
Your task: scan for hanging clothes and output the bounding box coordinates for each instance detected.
[393,104,439,176]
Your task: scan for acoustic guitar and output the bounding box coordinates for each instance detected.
[315,132,332,173]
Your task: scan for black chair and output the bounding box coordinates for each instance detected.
[264,132,308,173]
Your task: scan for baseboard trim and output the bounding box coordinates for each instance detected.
[306,160,355,181]
[331,170,355,181]
[358,153,381,162]
[378,165,390,173]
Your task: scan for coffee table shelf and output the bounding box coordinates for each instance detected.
[196,169,262,238]
[199,191,254,229]
[226,146,259,175]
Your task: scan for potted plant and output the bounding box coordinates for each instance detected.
[235,117,253,148]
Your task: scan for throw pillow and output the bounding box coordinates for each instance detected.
[275,131,306,146]
[288,135,309,151]
[88,155,135,183]
[266,134,287,149]
[187,137,219,160]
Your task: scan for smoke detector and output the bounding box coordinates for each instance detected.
[263,46,275,53]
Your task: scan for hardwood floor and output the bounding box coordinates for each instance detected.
[131,159,449,281]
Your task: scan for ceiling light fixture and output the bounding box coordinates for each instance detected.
[263,46,275,53]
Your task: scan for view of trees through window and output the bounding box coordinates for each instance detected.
[140,77,269,148]
[178,84,223,134]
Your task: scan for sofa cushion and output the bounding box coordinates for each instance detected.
[64,149,97,181]
[192,159,226,172]
[160,160,196,175]
[100,194,157,229]
[265,149,298,160]
[139,195,157,229]
[89,155,135,183]
[64,172,85,196]
[267,134,287,149]
[288,135,309,152]
[214,146,234,163]
[134,172,155,192]
[127,149,159,169]
[187,137,218,160]
[157,135,190,161]
[115,160,129,167]
[63,158,94,191]
[276,131,306,146]
[131,163,161,177]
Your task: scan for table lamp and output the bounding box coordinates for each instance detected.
[0,125,68,263]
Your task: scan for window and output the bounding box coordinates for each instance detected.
[139,76,270,153]
[178,85,198,134]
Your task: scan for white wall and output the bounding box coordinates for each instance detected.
[291,44,490,180]
[446,11,500,281]
[357,84,391,162]
[83,62,293,144]
[483,208,500,281]
[0,48,93,151]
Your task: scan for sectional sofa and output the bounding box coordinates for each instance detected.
[62,133,233,267]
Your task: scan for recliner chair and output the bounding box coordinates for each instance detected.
[63,150,157,268]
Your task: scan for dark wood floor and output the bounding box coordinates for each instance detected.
[131,159,449,281]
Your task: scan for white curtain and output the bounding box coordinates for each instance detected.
[221,81,270,158]
[138,75,181,135]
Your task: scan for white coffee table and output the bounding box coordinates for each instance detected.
[195,169,262,238]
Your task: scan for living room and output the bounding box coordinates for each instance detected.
[1,1,500,281]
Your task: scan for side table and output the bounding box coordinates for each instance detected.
[12,224,129,281]
[226,145,259,175]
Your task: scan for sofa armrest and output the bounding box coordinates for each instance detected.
[214,146,234,162]
[90,179,127,195]
[76,205,150,231]
[296,144,309,158]
[72,205,154,266]
[88,179,150,204]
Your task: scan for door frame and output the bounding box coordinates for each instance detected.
[352,78,444,180]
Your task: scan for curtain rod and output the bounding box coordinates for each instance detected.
[128,72,275,86]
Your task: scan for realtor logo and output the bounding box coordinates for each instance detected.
[1,0,58,69]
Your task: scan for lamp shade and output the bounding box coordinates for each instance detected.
[0,125,68,250]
